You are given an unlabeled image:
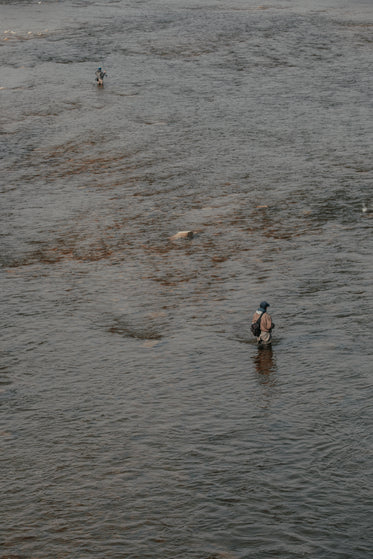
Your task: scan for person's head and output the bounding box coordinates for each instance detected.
[259,301,270,310]
[98,67,102,71]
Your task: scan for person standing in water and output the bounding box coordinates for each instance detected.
[251,301,275,346]
[95,67,107,86]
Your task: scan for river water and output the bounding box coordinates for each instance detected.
[1,0,372,557]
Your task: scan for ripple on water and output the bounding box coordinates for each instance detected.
[1,0,373,558]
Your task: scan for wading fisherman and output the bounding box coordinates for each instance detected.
[251,301,275,346]
[95,67,107,86]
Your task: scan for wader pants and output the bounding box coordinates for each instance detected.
[257,331,272,345]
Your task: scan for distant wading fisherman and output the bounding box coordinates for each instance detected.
[95,67,107,86]
[251,301,275,346]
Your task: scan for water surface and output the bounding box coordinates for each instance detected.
[1,1,372,557]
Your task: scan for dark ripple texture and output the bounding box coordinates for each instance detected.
[1,0,372,558]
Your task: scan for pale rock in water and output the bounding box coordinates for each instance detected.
[170,231,194,240]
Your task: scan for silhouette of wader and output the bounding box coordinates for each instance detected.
[95,68,106,86]
[255,312,272,346]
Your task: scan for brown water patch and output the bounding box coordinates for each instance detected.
[29,141,147,183]
[108,319,162,341]
[5,237,114,267]
[152,272,197,287]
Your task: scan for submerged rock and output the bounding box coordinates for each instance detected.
[170,231,194,240]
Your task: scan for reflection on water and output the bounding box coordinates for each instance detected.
[253,345,277,378]
[252,346,277,409]
[253,346,276,376]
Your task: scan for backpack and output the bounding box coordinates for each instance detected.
[251,312,264,337]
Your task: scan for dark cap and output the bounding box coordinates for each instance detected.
[259,301,270,309]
